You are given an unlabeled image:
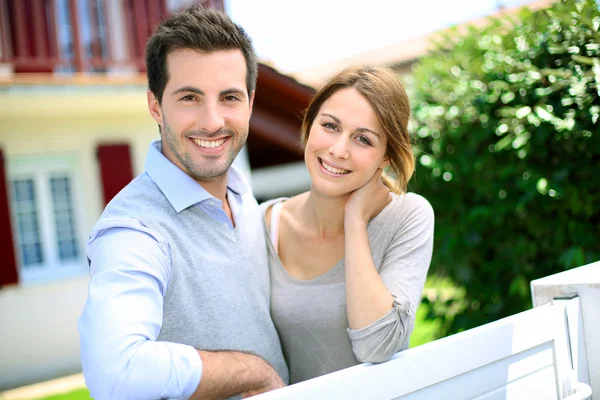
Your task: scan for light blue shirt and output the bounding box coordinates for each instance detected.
[78,140,249,399]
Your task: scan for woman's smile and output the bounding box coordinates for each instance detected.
[318,157,352,176]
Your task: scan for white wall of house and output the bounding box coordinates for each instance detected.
[0,87,157,389]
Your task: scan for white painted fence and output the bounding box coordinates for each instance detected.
[255,262,599,400]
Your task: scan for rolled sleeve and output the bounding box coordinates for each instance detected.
[78,218,202,400]
[348,195,434,364]
[347,297,415,363]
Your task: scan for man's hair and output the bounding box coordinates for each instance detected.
[300,65,415,194]
[146,5,258,104]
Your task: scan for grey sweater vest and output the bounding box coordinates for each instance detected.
[97,173,289,383]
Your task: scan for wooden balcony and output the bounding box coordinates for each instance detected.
[0,0,223,81]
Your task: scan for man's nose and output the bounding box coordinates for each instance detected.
[199,103,225,134]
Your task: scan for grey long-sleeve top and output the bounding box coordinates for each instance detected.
[260,192,434,384]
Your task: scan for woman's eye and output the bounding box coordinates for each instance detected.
[357,136,372,146]
[322,122,338,131]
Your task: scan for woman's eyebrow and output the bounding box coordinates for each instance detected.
[322,113,380,137]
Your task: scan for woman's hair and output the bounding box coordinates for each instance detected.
[300,65,415,194]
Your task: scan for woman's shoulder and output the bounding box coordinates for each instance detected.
[260,193,309,230]
[259,197,289,230]
[259,197,289,214]
[389,192,434,222]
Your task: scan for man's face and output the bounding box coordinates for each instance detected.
[147,48,253,184]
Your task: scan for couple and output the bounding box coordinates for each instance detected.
[78,4,434,400]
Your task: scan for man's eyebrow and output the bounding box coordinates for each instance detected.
[220,88,247,98]
[172,86,204,96]
[321,113,380,138]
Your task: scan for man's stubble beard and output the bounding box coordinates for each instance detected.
[161,117,247,180]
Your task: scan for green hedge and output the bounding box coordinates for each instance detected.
[410,0,600,336]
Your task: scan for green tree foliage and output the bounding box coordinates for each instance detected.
[410,0,600,336]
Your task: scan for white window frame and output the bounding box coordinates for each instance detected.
[8,153,87,285]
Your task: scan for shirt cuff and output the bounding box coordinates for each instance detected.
[177,344,203,400]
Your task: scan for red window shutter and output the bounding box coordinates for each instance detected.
[0,149,19,286]
[97,144,134,206]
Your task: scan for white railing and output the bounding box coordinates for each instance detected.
[255,262,599,400]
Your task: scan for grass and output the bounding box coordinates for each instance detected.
[39,389,91,400]
[410,301,442,347]
[410,274,464,348]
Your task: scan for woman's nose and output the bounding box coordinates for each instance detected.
[329,136,350,159]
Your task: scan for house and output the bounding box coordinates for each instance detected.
[0,0,568,392]
[0,0,312,389]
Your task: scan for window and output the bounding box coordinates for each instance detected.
[8,154,86,285]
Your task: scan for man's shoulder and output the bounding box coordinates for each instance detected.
[96,173,174,235]
[103,173,163,212]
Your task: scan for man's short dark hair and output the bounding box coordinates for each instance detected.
[146,5,258,104]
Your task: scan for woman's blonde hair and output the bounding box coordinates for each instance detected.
[300,65,415,193]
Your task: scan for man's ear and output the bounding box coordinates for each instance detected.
[147,90,163,126]
[248,90,255,116]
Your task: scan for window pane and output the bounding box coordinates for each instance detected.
[11,179,44,267]
[50,176,79,261]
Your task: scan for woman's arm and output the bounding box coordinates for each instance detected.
[344,173,434,362]
[343,170,395,329]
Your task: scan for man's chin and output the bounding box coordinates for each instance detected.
[188,165,231,181]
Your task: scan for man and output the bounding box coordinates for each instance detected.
[78,5,288,399]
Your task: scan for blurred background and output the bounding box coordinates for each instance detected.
[0,0,598,398]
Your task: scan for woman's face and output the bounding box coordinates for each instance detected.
[305,87,388,199]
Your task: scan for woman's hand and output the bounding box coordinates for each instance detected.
[344,168,392,226]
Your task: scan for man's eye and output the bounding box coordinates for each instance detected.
[224,95,241,102]
[181,95,195,101]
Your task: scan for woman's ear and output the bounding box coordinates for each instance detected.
[380,157,390,169]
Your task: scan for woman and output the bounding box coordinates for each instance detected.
[261,65,434,384]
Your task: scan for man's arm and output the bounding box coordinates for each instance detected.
[191,350,284,399]
[79,221,283,400]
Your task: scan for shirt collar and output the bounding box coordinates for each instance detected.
[144,140,250,213]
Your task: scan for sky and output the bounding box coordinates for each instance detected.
[226,0,535,74]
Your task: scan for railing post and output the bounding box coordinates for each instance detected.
[68,0,84,72]
[32,0,47,60]
[12,0,29,60]
[531,262,600,398]
[0,0,12,63]
[47,0,60,66]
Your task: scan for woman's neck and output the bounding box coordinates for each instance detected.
[298,189,349,239]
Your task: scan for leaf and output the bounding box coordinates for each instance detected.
[558,247,586,270]
[572,55,597,66]
[509,276,529,298]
